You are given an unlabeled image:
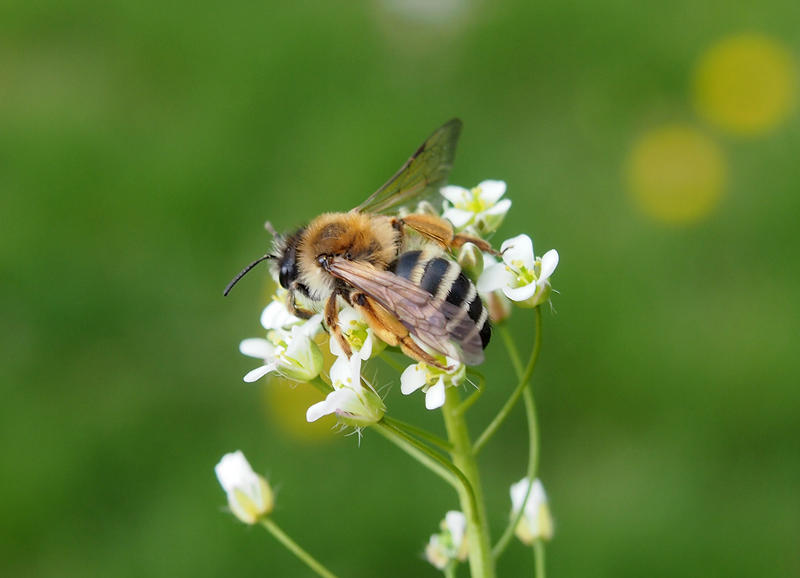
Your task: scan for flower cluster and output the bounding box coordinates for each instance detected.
[234,180,558,429]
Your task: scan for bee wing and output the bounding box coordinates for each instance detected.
[327,258,484,365]
[354,119,462,215]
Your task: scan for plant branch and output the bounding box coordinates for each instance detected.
[372,420,472,495]
[534,540,546,578]
[473,307,542,454]
[492,325,540,558]
[442,388,496,578]
[382,415,453,452]
[260,518,339,578]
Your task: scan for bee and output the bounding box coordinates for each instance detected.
[224,119,495,368]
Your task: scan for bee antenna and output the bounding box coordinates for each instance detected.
[223,254,275,296]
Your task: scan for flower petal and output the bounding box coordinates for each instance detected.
[539,249,559,282]
[510,478,530,513]
[477,263,515,294]
[440,185,469,205]
[484,198,512,216]
[239,338,274,359]
[330,355,361,388]
[306,397,335,422]
[243,363,277,383]
[476,180,506,204]
[445,511,467,548]
[298,314,324,337]
[425,378,446,410]
[501,234,535,269]
[329,335,345,358]
[503,281,538,302]
[401,364,427,394]
[442,208,474,228]
[260,300,300,330]
[359,333,373,360]
[215,450,255,493]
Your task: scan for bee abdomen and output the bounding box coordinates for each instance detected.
[390,251,491,349]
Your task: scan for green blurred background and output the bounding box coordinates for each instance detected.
[2,0,799,576]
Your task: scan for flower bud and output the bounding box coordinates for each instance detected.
[215,451,274,524]
[425,511,468,570]
[457,242,485,280]
[510,478,553,544]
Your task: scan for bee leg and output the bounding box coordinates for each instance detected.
[450,233,500,256]
[397,214,499,256]
[287,290,315,320]
[350,292,448,370]
[324,294,352,358]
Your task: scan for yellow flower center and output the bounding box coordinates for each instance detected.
[464,186,489,213]
[344,322,369,352]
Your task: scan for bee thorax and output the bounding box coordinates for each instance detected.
[296,212,400,301]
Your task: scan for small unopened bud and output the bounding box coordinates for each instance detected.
[425,511,468,570]
[457,242,484,280]
[510,478,553,544]
[415,200,439,216]
[215,451,274,524]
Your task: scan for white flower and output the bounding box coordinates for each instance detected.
[400,358,465,410]
[328,305,385,360]
[477,234,558,308]
[215,451,274,524]
[441,180,511,234]
[425,510,469,570]
[510,478,554,544]
[240,315,324,383]
[477,254,512,323]
[306,355,386,427]
[259,293,302,330]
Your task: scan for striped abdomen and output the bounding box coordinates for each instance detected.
[389,250,491,350]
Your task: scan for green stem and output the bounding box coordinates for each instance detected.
[442,388,496,578]
[444,562,457,578]
[473,307,542,454]
[308,377,333,394]
[260,518,339,578]
[382,415,453,452]
[533,540,546,578]
[492,325,540,558]
[372,421,466,492]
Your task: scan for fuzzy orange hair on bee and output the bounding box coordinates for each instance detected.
[224,119,495,368]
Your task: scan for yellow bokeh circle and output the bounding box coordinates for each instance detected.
[626,125,727,224]
[261,377,336,443]
[693,34,797,135]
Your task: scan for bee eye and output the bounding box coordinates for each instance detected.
[279,261,294,289]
